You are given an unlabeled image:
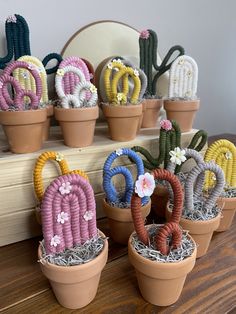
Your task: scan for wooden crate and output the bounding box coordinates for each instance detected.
[0,125,206,246]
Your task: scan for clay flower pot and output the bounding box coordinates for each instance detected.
[137,102,145,133]
[38,230,108,309]
[141,98,162,128]
[102,103,142,141]
[0,108,47,153]
[151,185,169,219]
[102,199,151,245]
[216,197,236,232]
[128,230,197,306]
[43,104,54,141]
[163,99,200,132]
[54,106,99,148]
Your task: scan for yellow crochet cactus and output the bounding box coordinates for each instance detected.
[33,151,88,202]
[104,60,128,102]
[111,67,141,104]
[204,139,236,189]
[14,55,48,103]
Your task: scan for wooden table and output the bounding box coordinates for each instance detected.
[1,216,235,314]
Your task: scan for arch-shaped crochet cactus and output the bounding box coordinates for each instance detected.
[132,120,207,171]
[204,139,236,189]
[185,162,225,213]
[14,56,48,103]
[168,55,198,99]
[139,29,185,96]
[73,81,98,107]
[42,53,63,75]
[131,169,183,255]
[103,148,148,206]
[41,173,97,254]
[2,60,42,105]
[58,56,90,95]
[33,151,89,203]
[0,74,39,110]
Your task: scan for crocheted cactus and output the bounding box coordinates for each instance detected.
[204,139,236,189]
[168,55,198,99]
[103,60,142,105]
[103,148,149,206]
[139,29,185,96]
[131,169,183,255]
[132,119,207,170]
[185,162,225,213]
[41,173,97,254]
[33,151,89,203]
[14,56,48,104]
[58,57,90,95]
[55,66,97,108]
[0,14,62,74]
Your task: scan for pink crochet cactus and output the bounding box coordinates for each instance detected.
[2,60,42,104]
[59,56,90,94]
[41,173,97,255]
[0,74,39,110]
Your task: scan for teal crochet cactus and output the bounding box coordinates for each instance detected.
[132,119,207,171]
[0,14,62,74]
[139,29,185,97]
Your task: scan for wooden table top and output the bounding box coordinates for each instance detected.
[1,215,235,314]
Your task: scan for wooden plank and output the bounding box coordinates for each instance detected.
[1,216,235,313]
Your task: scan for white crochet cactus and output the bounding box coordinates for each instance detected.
[168,55,198,99]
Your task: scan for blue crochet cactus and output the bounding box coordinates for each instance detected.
[103,148,149,206]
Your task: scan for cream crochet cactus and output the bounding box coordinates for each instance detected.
[168,55,198,99]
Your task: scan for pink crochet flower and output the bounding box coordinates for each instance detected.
[6,15,17,23]
[135,173,155,198]
[160,119,172,131]
[140,30,150,39]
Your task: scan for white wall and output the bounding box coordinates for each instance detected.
[0,0,235,135]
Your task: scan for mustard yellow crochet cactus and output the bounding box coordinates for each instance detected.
[14,55,48,103]
[33,151,88,202]
[204,139,236,189]
[103,60,141,105]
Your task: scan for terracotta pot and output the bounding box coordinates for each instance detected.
[54,106,99,148]
[102,103,142,141]
[141,98,162,128]
[0,108,46,153]
[128,228,197,306]
[216,197,236,232]
[102,199,151,245]
[38,230,108,309]
[163,99,200,132]
[166,206,220,258]
[43,104,54,141]
[137,102,145,133]
[151,185,169,219]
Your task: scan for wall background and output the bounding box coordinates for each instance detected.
[0,0,235,135]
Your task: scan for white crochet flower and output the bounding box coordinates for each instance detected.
[169,147,187,165]
[135,173,155,198]
[57,69,64,76]
[90,84,97,93]
[57,212,69,224]
[113,58,123,64]
[55,152,64,162]
[27,64,36,71]
[115,148,123,156]
[6,15,17,23]
[107,62,113,69]
[133,69,139,77]
[59,182,72,195]
[50,235,61,247]
[225,151,232,160]
[83,210,94,221]
[21,72,29,79]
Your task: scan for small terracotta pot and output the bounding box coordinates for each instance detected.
[216,197,236,232]
[141,98,162,128]
[166,206,220,258]
[151,185,169,219]
[38,230,108,309]
[0,108,47,153]
[128,228,197,306]
[43,104,54,141]
[102,199,151,245]
[102,103,142,142]
[137,102,145,133]
[163,99,200,132]
[54,106,99,148]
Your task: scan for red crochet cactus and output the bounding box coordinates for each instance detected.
[131,168,183,255]
[41,173,97,255]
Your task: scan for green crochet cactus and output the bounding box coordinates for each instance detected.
[139,29,185,97]
[0,14,62,74]
[132,119,207,171]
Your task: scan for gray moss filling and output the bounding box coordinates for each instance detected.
[131,225,195,263]
[220,187,236,198]
[39,235,106,267]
